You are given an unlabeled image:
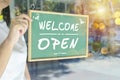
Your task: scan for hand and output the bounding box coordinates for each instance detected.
[0,0,10,14]
[8,14,31,45]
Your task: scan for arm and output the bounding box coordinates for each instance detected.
[0,14,31,77]
[0,0,15,76]
[0,22,20,77]
[0,0,31,77]
[25,64,31,80]
[0,36,15,77]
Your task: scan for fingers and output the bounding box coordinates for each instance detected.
[15,20,28,35]
[16,18,29,29]
[16,14,31,35]
[11,14,31,36]
[8,14,31,44]
[16,14,32,22]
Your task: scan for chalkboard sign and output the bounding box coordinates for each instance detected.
[28,10,89,62]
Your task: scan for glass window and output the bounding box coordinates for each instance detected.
[14,0,28,15]
[43,0,65,12]
[29,0,42,10]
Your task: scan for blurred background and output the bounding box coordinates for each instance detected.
[2,0,120,80]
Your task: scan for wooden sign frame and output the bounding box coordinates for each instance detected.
[28,10,89,62]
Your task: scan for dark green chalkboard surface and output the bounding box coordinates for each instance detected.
[28,10,89,62]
